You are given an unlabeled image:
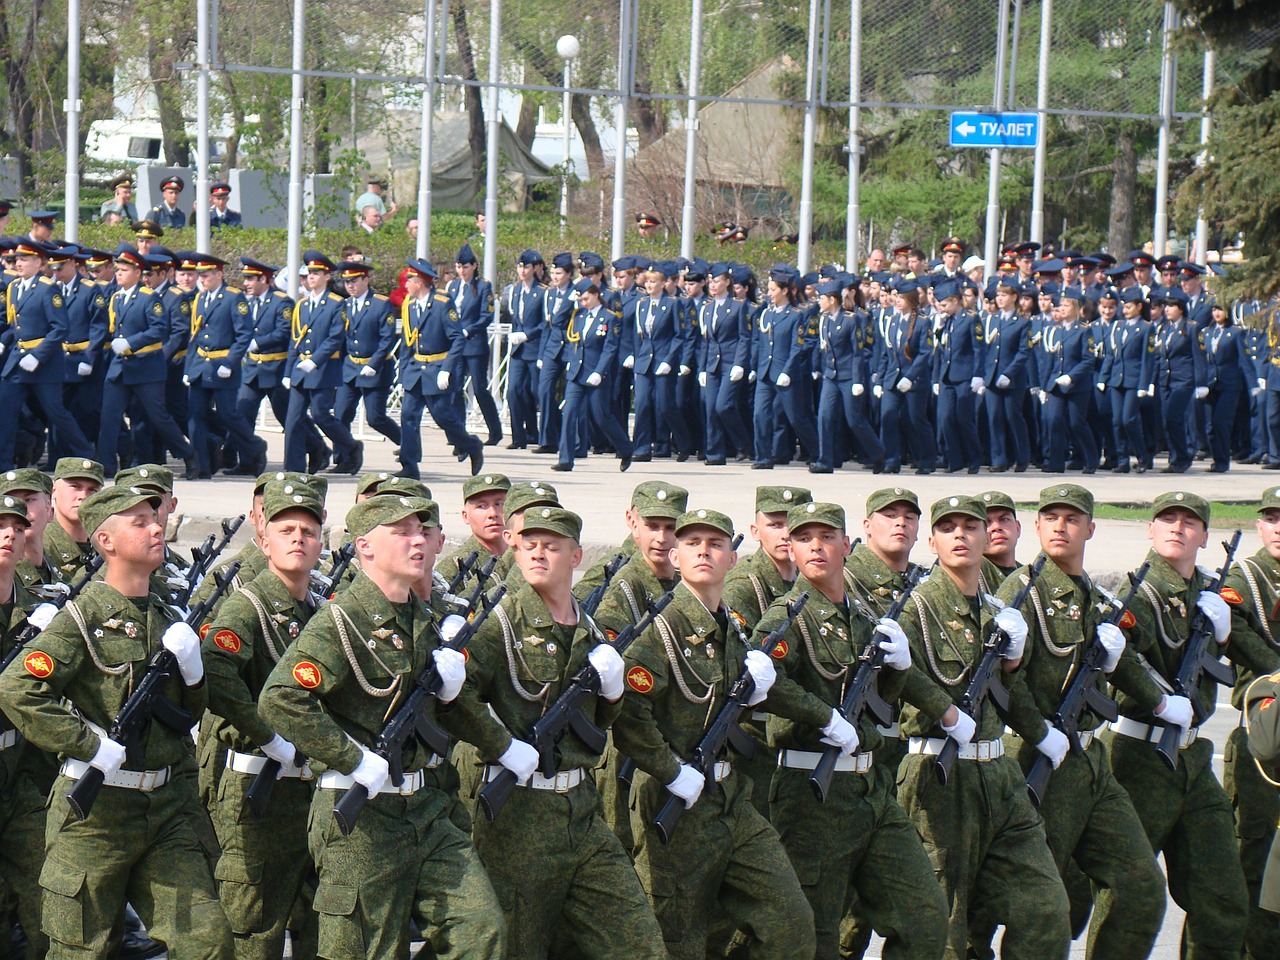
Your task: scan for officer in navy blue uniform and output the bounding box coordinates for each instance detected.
[447,242,502,445]
[1202,295,1252,473]
[500,249,545,450]
[96,244,197,476]
[631,260,693,460]
[1099,286,1155,473]
[696,261,752,465]
[577,251,626,456]
[810,276,883,474]
[158,252,197,461]
[535,252,576,453]
[149,174,187,228]
[930,276,986,473]
[1040,289,1099,473]
[207,182,242,229]
[282,251,361,474]
[185,253,266,478]
[0,237,95,470]
[612,254,644,435]
[50,243,109,462]
[983,276,1032,472]
[1179,262,1215,328]
[875,276,936,474]
[333,259,400,450]
[1154,287,1208,473]
[397,257,483,478]
[552,276,633,472]
[751,264,819,469]
[129,248,190,467]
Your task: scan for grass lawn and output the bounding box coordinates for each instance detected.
[1015,501,1261,526]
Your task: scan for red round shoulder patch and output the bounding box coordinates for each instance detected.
[1221,587,1244,606]
[213,630,242,654]
[23,651,53,679]
[771,640,789,659]
[199,622,212,640]
[292,660,322,689]
[1119,610,1137,630]
[626,665,654,693]
[461,647,470,664]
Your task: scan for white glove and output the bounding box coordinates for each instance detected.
[932,382,940,396]
[655,362,672,376]
[281,377,291,389]
[248,339,259,353]
[260,733,298,767]
[1137,389,1148,398]
[77,362,93,377]
[698,372,708,388]
[743,649,777,706]
[1155,694,1193,730]
[996,374,1010,389]
[1096,382,1106,393]
[1030,386,1042,397]
[679,365,691,376]
[437,370,451,390]
[994,606,1028,660]
[852,382,864,397]
[941,709,976,748]
[1196,591,1231,643]
[536,359,543,369]
[1039,391,1048,405]
[351,748,390,795]
[162,621,204,685]
[89,737,127,778]
[295,358,317,374]
[623,355,634,370]
[970,377,984,394]
[1194,386,1209,400]
[18,354,38,373]
[820,708,860,756]
[1097,622,1126,673]
[216,364,232,379]
[812,371,821,381]
[497,738,539,786]
[1254,386,1265,397]
[111,337,129,355]
[748,370,756,383]
[1055,374,1072,389]
[666,763,705,808]
[1259,378,1268,392]
[1147,383,1155,395]
[776,373,791,388]
[1036,727,1070,769]
[509,332,528,347]
[586,372,602,387]
[875,618,912,671]
[360,365,378,378]
[28,602,58,631]
[439,614,466,642]
[588,644,625,701]
[182,375,191,386]
[729,365,744,382]
[872,384,883,398]
[431,647,467,703]
[896,377,912,393]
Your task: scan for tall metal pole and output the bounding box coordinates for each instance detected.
[557,36,579,229]
[796,0,822,274]
[286,0,305,298]
[1029,0,1052,244]
[610,0,632,262]
[1152,1,1176,255]
[982,0,1011,281]
[63,0,82,242]
[415,0,437,259]
[195,0,211,250]
[482,0,501,285]
[679,0,705,261]
[844,0,863,269]
[1194,46,1214,265]
[1006,0,1021,108]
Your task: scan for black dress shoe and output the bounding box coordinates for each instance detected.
[809,464,834,474]
[915,466,935,475]
[1135,463,1147,473]
[988,465,1009,473]
[676,452,690,463]
[1162,463,1190,473]
[1014,463,1029,473]
[884,465,901,474]
[620,456,632,472]
[1082,466,1097,475]
[872,460,885,474]
[185,458,201,482]
[1208,464,1229,473]
[209,446,224,475]
[1113,463,1131,474]
[704,458,726,466]
[486,434,503,447]
[1241,455,1261,465]
[532,445,558,455]
[966,466,980,475]
[120,904,165,960]
[507,442,528,450]
[631,453,652,463]
[551,462,572,472]
[1265,461,1280,470]
[468,445,485,476]
[751,461,773,470]
[308,446,332,474]
[346,441,364,476]
[735,451,750,462]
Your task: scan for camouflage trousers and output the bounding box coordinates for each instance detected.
[472,774,665,960]
[1224,724,1280,960]
[0,763,50,959]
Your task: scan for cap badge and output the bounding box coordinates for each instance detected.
[656,490,667,501]
[697,509,707,518]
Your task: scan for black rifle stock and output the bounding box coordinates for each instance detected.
[809,567,925,802]
[652,592,810,844]
[331,582,507,836]
[1155,530,1241,770]
[580,551,628,617]
[935,555,1047,786]
[1025,561,1151,805]
[477,590,676,822]
[66,561,242,821]
[181,515,246,607]
[446,550,481,595]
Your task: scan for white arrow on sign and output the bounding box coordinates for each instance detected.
[956,121,976,137]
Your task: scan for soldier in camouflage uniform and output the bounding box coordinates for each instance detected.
[572,480,682,605]
[979,491,1021,588]
[1102,491,1255,959]
[452,506,667,960]
[615,507,816,960]
[0,484,234,960]
[44,457,104,580]
[991,484,1166,958]
[435,473,512,595]
[1221,487,1280,959]
[762,501,948,959]
[495,482,561,594]
[0,468,67,590]
[202,479,328,960]
[896,495,1070,960]
[1243,669,1280,917]
[259,495,504,960]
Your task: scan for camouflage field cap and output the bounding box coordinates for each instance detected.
[462,473,511,501]
[675,508,735,539]
[787,501,846,532]
[632,481,689,520]
[79,485,161,537]
[505,481,561,517]
[980,491,1017,513]
[54,457,105,485]
[0,495,30,527]
[865,487,920,515]
[0,468,51,496]
[519,506,582,541]
[930,495,988,528]
[262,479,326,523]
[346,495,439,537]
[1151,491,1210,525]
[116,464,174,494]
[1037,484,1094,516]
[756,486,812,516]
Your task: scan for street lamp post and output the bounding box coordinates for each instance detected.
[557,34,580,230]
